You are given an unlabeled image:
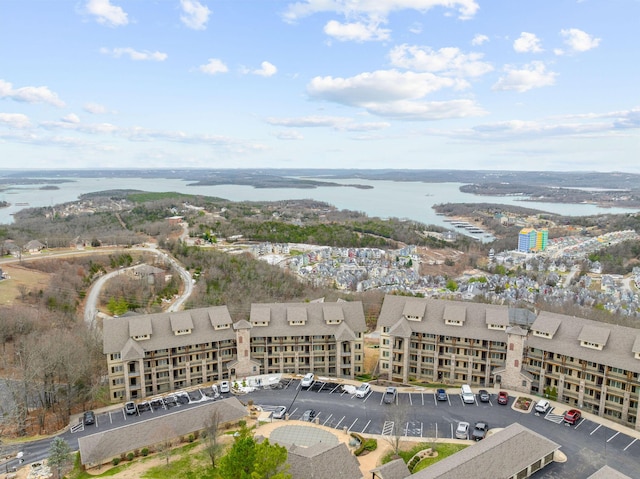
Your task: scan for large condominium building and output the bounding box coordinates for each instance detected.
[518,228,548,252]
[378,294,640,431]
[103,300,366,402]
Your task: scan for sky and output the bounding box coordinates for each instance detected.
[1,0,639,172]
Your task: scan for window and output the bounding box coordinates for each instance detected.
[174,329,191,336]
[110,353,121,360]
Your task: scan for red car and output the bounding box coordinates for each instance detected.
[497,391,509,405]
[563,409,582,425]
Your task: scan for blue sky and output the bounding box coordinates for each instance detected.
[1,0,638,172]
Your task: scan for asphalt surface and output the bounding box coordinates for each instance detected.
[4,380,640,478]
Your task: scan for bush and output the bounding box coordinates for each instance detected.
[112,458,121,466]
[126,452,134,461]
[351,432,377,456]
[188,434,195,443]
[141,448,149,457]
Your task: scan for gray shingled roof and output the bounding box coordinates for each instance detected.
[378,295,511,343]
[284,442,363,479]
[410,423,559,479]
[251,306,271,324]
[170,311,194,332]
[324,305,344,322]
[485,308,509,326]
[443,304,466,323]
[129,316,152,337]
[577,324,610,346]
[103,306,236,355]
[527,311,640,374]
[78,397,247,466]
[633,335,640,354]
[530,312,562,336]
[403,300,427,319]
[388,318,413,339]
[586,465,632,479]
[247,301,366,339]
[370,458,410,479]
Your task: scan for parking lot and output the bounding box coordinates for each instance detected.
[55,377,640,478]
[246,378,640,478]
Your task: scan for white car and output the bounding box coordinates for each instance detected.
[301,373,315,388]
[355,383,371,398]
[535,399,551,414]
[219,380,230,393]
[455,421,470,439]
[272,406,287,419]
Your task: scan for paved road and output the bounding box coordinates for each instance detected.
[4,381,640,478]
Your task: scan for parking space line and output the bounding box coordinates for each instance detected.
[379,395,384,406]
[408,393,413,406]
[363,391,373,402]
[590,424,602,435]
[361,420,371,434]
[607,432,620,442]
[404,422,409,436]
[420,422,423,438]
[450,423,454,439]
[322,414,332,426]
[435,422,438,438]
[421,393,424,406]
[289,407,298,417]
[624,438,637,451]
[575,418,586,429]
[348,418,358,432]
[334,416,345,429]
[433,395,437,407]
[330,384,341,394]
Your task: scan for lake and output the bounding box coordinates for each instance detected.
[1,176,638,229]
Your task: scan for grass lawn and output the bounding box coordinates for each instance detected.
[381,442,468,473]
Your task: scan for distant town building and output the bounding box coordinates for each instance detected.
[518,228,548,253]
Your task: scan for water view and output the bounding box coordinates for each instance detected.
[1,176,638,228]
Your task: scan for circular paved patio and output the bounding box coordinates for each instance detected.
[269,425,340,447]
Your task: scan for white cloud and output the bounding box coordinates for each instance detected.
[100,47,168,61]
[308,70,465,105]
[323,20,390,42]
[492,61,557,92]
[252,61,277,77]
[61,113,81,124]
[0,79,65,107]
[83,102,108,114]
[283,0,479,22]
[560,28,601,53]
[266,115,350,128]
[409,23,422,34]
[513,32,543,53]
[389,44,493,77]
[85,0,128,27]
[0,113,31,129]
[307,70,484,120]
[275,130,304,140]
[199,58,228,75]
[471,34,488,46]
[180,0,211,30]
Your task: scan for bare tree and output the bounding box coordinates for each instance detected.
[383,403,410,455]
[203,409,224,468]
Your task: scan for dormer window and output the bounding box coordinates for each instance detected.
[580,340,604,351]
[174,329,191,336]
[214,323,231,330]
[251,321,268,327]
[488,324,507,331]
[132,334,150,341]
[289,319,306,326]
[532,330,551,338]
[326,318,342,325]
[445,319,463,326]
[635,352,640,360]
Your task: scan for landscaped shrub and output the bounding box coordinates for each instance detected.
[188,434,195,443]
[351,432,377,456]
[112,458,121,466]
[126,452,134,461]
[141,448,149,457]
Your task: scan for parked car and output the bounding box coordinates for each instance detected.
[534,399,551,414]
[272,406,287,419]
[478,389,490,402]
[124,401,137,415]
[497,391,509,405]
[301,373,315,388]
[355,382,371,398]
[472,422,489,441]
[383,387,397,404]
[220,380,230,393]
[83,410,96,425]
[563,409,582,425]
[163,395,178,408]
[301,409,316,422]
[461,384,475,404]
[455,421,470,439]
[436,389,448,401]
